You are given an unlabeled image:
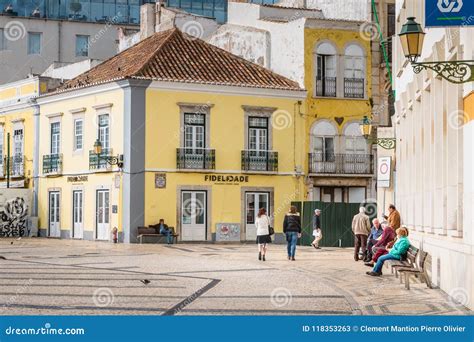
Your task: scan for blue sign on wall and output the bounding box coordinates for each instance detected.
[425,0,474,27]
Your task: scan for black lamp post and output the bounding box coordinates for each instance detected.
[93,139,123,168]
[399,17,474,84]
[359,116,396,150]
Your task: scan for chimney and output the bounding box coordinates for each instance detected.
[140,3,156,39]
[156,0,166,25]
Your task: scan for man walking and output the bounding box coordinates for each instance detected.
[311,209,322,249]
[351,207,371,261]
[363,218,383,262]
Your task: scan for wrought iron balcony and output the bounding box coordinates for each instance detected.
[308,152,373,175]
[43,154,63,175]
[241,150,278,172]
[316,76,337,97]
[89,148,112,170]
[8,155,25,177]
[344,78,365,98]
[176,148,215,170]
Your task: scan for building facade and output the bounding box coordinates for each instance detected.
[36,28,306,243]
[394,1,473,309]
[0,15,138,84]
[0,76,60,218]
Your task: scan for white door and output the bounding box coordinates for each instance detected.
[181,191,206,241]
[48,191,60,237]
[13,128,24,176]
[72,190,83,239]
[245,192,269,241]
[96,190,110,240]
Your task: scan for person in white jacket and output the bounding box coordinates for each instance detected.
[255,208,271,261]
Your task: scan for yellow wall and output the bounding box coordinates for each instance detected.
[304,28,372,127]
[0,78,41,187]
[303,27,373,181]
[37,88,124,237]
[144,88,305,236]
[464,92,474,123]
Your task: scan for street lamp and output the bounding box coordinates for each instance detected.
[359,116,396,150]
[93,139,124,168]
[399,17,474,84]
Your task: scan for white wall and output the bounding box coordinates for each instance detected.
[394,0,473,310]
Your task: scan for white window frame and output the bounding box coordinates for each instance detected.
[75,35,90,57]
[74,118,83,151]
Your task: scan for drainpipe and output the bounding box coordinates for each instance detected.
[30,99,40,217]
[58,21,62,62]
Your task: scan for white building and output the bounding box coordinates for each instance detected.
[0,15,138,85]
[393,0,473,309]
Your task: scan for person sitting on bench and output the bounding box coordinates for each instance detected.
[366,227,410,277]
[157,219,173,244]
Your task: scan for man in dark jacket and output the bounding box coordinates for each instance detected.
[283,206,301,261]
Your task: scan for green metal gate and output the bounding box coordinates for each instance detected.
[291,201,376,248]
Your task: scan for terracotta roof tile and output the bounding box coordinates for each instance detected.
[60,28,301,92]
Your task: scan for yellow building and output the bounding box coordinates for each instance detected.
[36,28,306,242]
[0,76,61,213]
[304,20,375,203]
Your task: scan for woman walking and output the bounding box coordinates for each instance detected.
[256,208,271,261]
[283,205,301,261]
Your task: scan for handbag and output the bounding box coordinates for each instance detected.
[267,216,274,235]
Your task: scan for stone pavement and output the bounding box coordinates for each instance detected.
[0,238,470,316]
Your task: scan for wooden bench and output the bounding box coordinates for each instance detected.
[398,250,432,290]
[385,245,419,278]
[137,226,179,244]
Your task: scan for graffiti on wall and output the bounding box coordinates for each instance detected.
[0,197,29,237]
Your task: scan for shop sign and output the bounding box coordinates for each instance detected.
[67,176,88,183]
[426,0,474,27]
[204,175,249,184]
[377,157,391,188]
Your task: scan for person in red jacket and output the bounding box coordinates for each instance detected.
[364,221,396,267]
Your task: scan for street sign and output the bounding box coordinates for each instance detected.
[426,0,474,27]
[377,157,391,188]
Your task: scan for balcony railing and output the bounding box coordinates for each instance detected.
[316,76,337,97]
[241,150,278,172]
[308,153,373,174]
[8,155,24,177]
[344,78,365,98]
[176,148,215,170]
[43,154,63,175]
[89,148,112,170]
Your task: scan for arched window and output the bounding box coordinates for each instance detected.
[344,44,365,98]
[315,42,337,97]
[343,122,367,155]
[310,121,337,172]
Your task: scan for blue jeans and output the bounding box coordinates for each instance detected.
[373,253,399,273]
[286,232,298,257]
[160,228,173,244]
